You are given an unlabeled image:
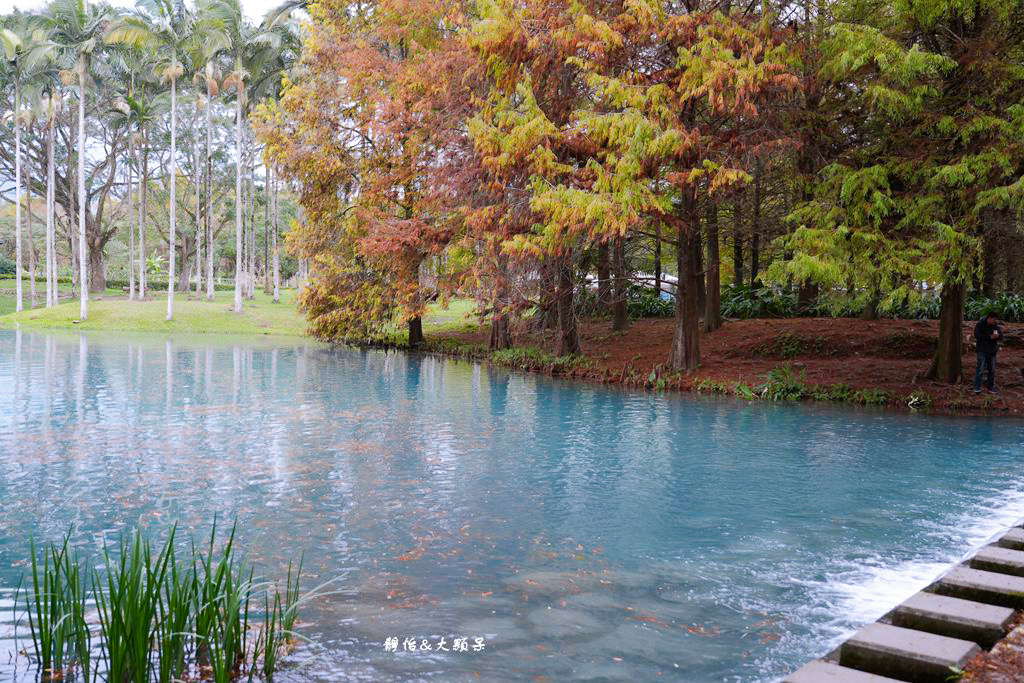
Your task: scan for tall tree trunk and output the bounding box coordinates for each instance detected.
[206,77,215,300]
[128,136,135,300]
[233,83,244,313]
[798,280,819,310]
[46,109,56,308]
[177,235,194,292]
[272,166,280,303]
[140,123,149,299]
[611,235,628,331]
[242,135,252,301]
[925,279,965,383]
[408,316,424,347]
[555,252,580,355]
[77,58,88,320]
[14,80,23,312]
[733,191,745,288]
[534,261,559,331]
[167,72,177,321]
[263,163,270,294]
[489,255,512,350]
[705,196,721,332]
[488,315,511,350]
[670,190,701,372]
[696,225,706,313]
[654,222,662,295]
[981,222,998,298]
[750,160,762,288]
[194,96,202,298]
[87,245,106,293]
[597,241,611,314]
[67,112,77,299]
[27,179,36,308]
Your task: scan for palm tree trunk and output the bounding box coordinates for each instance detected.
[205,77,214,300]
[247,132,255,299]
[46,110,56,308]
[128,136,135,300]
[15,81,23,312]
[233,82,243,313]
[140,125,148,299]
[167,71,177,321]
[27,179,35,308]
[264,163,270,293]
[77,59,88,320]
[272,165,279,303]
[194,95,202,298]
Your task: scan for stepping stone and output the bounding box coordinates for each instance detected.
[997,527,1024,550]
[838,622,979,681]
[971,545,1024,576]
[934,566,1024,608]
[784,660,903,683]
[890,591,1014,647]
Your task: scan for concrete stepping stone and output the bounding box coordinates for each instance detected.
[970,545,1024,576]
[996,527,1024,550]
[784,660,903,682]
[838,622,980,681]
[890,591,1014,647]
[934,566,1024,608]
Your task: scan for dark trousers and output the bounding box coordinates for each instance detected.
[975,351,996,391]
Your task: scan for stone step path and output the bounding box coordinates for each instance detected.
[783,525,1024,682]
[839,623,979,681]
[890,591,1013,647]
[970,545,1024,576]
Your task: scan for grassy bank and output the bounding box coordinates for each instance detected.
[0,287,307,336]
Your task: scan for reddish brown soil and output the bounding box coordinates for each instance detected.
[963,615,1024,682]
[433,317,1024,416]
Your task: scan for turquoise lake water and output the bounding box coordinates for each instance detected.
[0,329,1022,682]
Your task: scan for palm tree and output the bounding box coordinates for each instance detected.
[200,61,219,300]
[108,0,201,321]
[205,0,276,313]
[254,6,300,304]
[1,24,33,313]
[43,89,60,307]
[40,0,114,321]
[186,35,226,302]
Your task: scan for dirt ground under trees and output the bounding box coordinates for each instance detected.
[433,316,1024,416]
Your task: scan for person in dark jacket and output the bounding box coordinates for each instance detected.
[974,313,1002,393]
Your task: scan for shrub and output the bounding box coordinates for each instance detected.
[627,284,674,318]
[0,254,15,275]
[966,293,1024,323]
[906,390,933,411]
[756,365,809,401]
[852,388,891,405]
[491,347,591,373]
[575,283,674,318]
[721,284,796,319]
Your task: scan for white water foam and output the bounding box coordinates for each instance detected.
[770,484,1024,682]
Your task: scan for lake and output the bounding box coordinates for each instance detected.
[1,329,1022,681]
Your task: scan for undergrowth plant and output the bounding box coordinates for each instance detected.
[20,521,325,683]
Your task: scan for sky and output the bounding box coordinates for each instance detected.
[0,0,278,23]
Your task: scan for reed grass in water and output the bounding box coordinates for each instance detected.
[19,521,321,682]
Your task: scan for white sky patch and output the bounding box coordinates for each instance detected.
[0,0,278,23]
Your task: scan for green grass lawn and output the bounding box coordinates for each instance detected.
[0,277,482,340]
[0,285,308,336]
[422,298,480,334]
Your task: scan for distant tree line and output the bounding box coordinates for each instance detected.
[0,0,303,321]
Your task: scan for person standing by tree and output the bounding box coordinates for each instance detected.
[974,312,1002,394]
